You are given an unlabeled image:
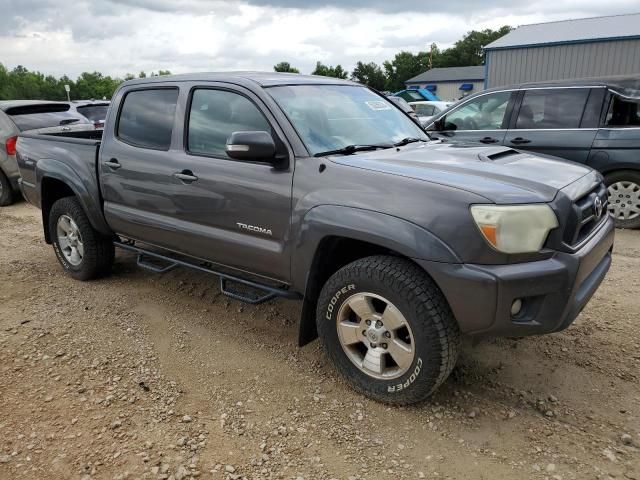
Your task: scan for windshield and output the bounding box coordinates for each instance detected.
[268,85,428,156]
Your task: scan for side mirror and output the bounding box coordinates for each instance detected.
[226,131,276,162]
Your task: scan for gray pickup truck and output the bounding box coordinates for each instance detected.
[16,72,614,404]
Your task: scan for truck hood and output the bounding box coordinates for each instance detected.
[330,141,592,203]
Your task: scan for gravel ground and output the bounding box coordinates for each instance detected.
[0,201,638,480]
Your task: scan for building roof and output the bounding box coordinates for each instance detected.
[484,13,640,51]
[405,66,485,84]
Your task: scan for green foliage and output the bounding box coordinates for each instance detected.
[273,62,300,73]
[311,62,348,79]
[0,64,171,101]
[350,61,386,90]
[432,26,512,68]
[383,51,430,92]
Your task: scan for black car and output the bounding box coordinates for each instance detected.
[426,76,640,228]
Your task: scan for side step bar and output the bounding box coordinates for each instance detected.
[115,241,301,305]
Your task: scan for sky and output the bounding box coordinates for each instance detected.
[0,0,639,79]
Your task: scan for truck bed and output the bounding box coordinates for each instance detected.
[16,130,108,236]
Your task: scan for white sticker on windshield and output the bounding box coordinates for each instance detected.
[365,100,392,111]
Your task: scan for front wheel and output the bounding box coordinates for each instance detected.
[605,170,640,229]
[316,255,460,405]
[49,197,114,280]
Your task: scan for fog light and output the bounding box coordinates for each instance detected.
[510,299,523,317]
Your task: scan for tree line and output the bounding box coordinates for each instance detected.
[0,65,171,101]
[275,26,511,91]
[0,26,510,101]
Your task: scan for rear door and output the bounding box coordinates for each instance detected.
[427,90,516,145]
[504,87,599,163]
[99,86,182,245]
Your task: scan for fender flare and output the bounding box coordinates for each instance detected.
[36,158,112,242]
[292,205,461,346]
[291,205,460,292]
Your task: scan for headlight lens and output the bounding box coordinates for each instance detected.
[470,204,559,254]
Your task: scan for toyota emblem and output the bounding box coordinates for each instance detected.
[593,196,603,218]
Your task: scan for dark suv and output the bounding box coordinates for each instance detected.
[426,77,640,228]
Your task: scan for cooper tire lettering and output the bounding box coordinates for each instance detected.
[325,284,355,320]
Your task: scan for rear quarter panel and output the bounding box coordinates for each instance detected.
[16,135,111,235]
[588,128,640,173]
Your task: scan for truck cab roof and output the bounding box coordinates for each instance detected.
[121,71,360,88]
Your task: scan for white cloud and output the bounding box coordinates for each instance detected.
[0,0,638,78]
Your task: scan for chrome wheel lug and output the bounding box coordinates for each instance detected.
[384,331,391,338]
[381,343,388,349]
[375,320,383,328]
[365,319,371,326]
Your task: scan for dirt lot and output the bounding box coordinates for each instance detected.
[0,201,638,480]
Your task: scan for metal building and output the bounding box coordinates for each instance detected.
[484,13,640,88]
[404,66,485,101]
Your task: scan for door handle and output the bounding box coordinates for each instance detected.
[103,158,121,170]
[480,137,499,144]
[510,137,531,145]
[173,170,198,183]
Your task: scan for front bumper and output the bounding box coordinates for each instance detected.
[417,216,614,337]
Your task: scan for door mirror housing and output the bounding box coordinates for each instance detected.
[226,131,276,162]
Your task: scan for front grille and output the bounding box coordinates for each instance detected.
[563,182,608,247]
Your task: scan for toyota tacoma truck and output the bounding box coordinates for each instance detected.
[16,73,614,404]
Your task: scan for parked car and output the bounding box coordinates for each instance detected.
[16,73,613,404]
[386,95,421,123]
[425,77,640,228]
[0,100,94,206]
[71,100,110,129]
[408,100,453,127]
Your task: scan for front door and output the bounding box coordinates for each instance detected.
[169,85,294,282]
[428,90,516,146]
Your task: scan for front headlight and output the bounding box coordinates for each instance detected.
[470,204,559,254]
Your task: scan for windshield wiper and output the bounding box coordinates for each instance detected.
[394,137,425,147]
[313,144,393,157]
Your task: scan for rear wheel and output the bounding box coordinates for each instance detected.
[49,197,114,280]
[316,255,460,405]
[0,170,14,206]
[605,170,640,229]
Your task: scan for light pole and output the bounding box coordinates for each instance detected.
[64,84,70,102]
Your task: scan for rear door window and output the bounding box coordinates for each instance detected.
[443,91,512,131]
[515,88,589,129]
[187,89,272,158]
[117,89,178,150]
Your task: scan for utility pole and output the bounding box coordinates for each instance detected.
[429,44,433,70]
[64,84,71,102]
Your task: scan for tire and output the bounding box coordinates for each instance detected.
[48,196,114,280]
[0,170,14,206]
[316,255,460,405]
[605,170,640,229]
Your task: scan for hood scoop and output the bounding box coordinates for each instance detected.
[478,148,521,162]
